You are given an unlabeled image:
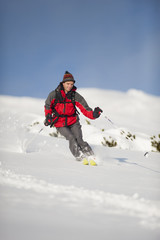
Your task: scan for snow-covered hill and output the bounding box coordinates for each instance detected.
[0,89,160,240]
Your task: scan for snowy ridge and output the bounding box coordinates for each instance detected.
[0,89,160,153]
[0,167,160,230]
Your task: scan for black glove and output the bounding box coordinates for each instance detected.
[44,114,52,126]
[93,107,103,118]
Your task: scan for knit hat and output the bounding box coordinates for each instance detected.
[62,71,75,83]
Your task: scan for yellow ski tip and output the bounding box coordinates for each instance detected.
[89,160,97,166]
[82,158,89,165]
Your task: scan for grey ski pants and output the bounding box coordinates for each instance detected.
[56,121,93,159]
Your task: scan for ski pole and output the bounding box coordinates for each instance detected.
[103,114,122,131]
[38,127,44,133]
[103,113,136,142]
[103,115,119,129]
[103,114,149,158]
[144,151,149,157]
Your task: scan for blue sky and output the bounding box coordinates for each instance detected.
[1,0,160,98]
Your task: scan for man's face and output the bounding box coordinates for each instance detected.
[63,81,74,93]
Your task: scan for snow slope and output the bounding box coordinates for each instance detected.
[0,89,160,240]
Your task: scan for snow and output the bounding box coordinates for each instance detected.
[0,89,160,240]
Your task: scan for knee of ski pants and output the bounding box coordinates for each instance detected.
[66,133,76,142]
[56,127,76,142]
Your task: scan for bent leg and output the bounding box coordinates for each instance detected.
[57,126,82,158]
[70,121,94,156]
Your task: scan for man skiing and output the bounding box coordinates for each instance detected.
[44,71,102,165]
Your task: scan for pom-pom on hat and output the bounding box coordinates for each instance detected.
[62,71,75,83]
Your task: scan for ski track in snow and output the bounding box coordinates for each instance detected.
[0,167,160,230]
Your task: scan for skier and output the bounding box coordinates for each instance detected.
[44,71,102,165]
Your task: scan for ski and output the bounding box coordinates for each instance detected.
[82,156,97,166]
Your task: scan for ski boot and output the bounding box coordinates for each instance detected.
[76,152,88,164]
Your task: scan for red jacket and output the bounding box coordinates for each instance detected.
[45,84,95,127]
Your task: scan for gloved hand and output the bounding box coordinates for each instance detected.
[93,107,103,118]
[44,114,52,126]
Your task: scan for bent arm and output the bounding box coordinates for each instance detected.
[44,90,56,116]
[75,92,95,119]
